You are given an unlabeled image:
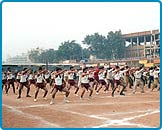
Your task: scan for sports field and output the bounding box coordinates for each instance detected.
[2,86,160,128]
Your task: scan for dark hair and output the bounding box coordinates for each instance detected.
[116,66,120,69]
[108,67,112,70]
[149,67,153,70]
[139,66,143,70]
[154,66,157,69]
[38,67,42,71]
[99,66,104,69]
[56,67,62,72]
[83,67,88,72]
[70,66,74,70]
[23,68,27,71]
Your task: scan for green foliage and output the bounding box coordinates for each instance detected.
[28,30,126,63]
[83,30,125,59]
[57,40,82,61]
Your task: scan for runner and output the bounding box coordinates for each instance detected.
[80,67,93,99]
[34,67,48,102]
[17,68,31,99]
[67,67,79,96]
[50,67,70,105]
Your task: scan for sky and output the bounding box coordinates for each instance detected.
[2,2,160,61]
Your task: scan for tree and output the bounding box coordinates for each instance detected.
[106,30,125,59]
[28,47,43,63]
[83,31,126,60]
[28,48,59,63]
[83,33,107,59]
[57,40,82,61]
[39,49,58,63]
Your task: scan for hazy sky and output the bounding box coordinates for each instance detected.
[2,2,160,61]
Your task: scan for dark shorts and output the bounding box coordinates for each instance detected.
[99,80,106,85]
[68,80,75,86]
[81,83,90,90]
[2,79,7,84]
[45,78,50,83]
[89,78,94,82]
[8,79,14,84]
[20,82,28,87]
[55,85,64,91]
[36,83,45,89]
[12,78,15,82]
[16,79,20,83]
[29,79,35,84]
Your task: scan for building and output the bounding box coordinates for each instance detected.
[5,53,31,64]
[123,29,160,59]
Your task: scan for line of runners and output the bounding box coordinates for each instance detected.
[2,65,160,105]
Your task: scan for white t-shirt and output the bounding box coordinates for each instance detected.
[143,71,147,76]
[114,72,120,80]
[134,69,143,79]
[81,75,89,84]
[20,74,27,83]
[68,73,74,80]
[36,75,43,83]
[2,73,6,80]
[55,75,63,85]
[16,74,21,79]
[106,69,114,79]
[45,74,50,79]
[149,70,154,76]
[153,70,160,78]
[28,74,33,80]
[88,71,94,78]
[98,71,105,80]
[7,73,13,80]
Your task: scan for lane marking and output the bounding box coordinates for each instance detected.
[92,110,159,128]
[2,104,61,128]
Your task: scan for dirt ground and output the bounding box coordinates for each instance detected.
[2,85,160,128]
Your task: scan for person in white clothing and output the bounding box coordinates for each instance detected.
[50,67,70,105]
[106,67,115,92]
[152,66,160,91]
[15,71,21,89]
[133,66,144,94]
[6,68,16,95]
[148,67,154,88]
[80,67,93,99]
[34,67,48,102]
[87,67,95,89]
[96,66,108,95]
[2,69,7,92]
[77,67,83,88]
[111,66,127,97]
[28,69,36,88]
[17,68,31,99]
[67,67,79,96]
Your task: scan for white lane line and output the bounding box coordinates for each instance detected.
[70,100,159,106]
[15,104,49,109]
[92,110,159,128]
[122,110,160,121]
[95,109,160,116]
[46,105,159,128]
[2,104,61,128]
[92,121,152,128]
